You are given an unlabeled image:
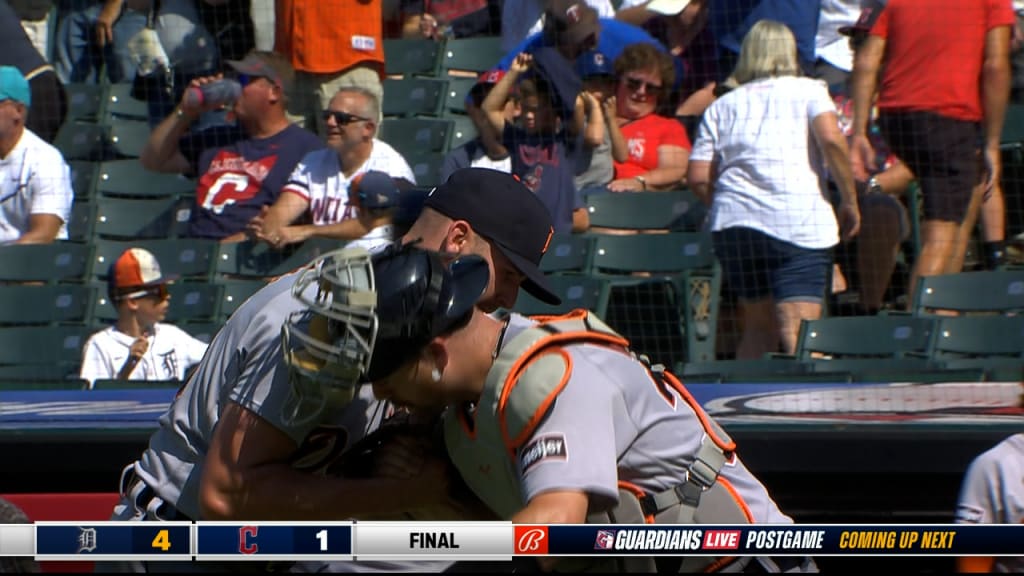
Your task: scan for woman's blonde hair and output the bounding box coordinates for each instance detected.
[732,20,801,85]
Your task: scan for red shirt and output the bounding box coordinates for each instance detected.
[275,0,385,76]
[873,0,1014,121]
[614,114,692,180]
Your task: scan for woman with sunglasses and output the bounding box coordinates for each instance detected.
[687,20,860,359]
[606,42,691,193]
[79,248,209,389]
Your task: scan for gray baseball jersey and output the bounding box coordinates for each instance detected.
[487,313,793,523]
[955,433,1024,573]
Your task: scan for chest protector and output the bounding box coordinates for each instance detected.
[444,311,754,554]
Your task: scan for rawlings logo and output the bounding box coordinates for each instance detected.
[519,433,567,473]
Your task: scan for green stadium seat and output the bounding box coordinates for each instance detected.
[681,357,810,383]
[585,189,707,231]
[215,238,341,279]
[217,278,267,319]
[405,152,446,187]
[513,274,608,317]
[69,160,98,201]
[540,234,594,274]
[0,363,83,382]
[0,325,92,366]
[0,379,88,391]
[930,315,1024,359]
[90,379,184,390]
[1000,103,1024,163]
[67,202,95,242]
[0,284,95,325]
[63,83,105,123]
[108,120,152,158]
[446,114,477,152]
[0,242,92,283]
[383,38,444,77]
[166,283,223,322]
[379,118,454,159]
[89,238,218,282]
[93,196,179,239]
[440,36,503,74]
[444,76,477,115]
[102,83,149,122]
[793,316,939,377]
[95,159,195,198]
[913,270,1024,316]
[54,122,110,161]
[181,322,220,343]
[382,77,448,118]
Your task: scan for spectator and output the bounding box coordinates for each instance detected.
[80,248,208,389]
[55,0,148,84]
[439,69,514,182]
[575,50,627,193]
[850,0,1013,306]
[482,53,589,234]
[249,86,415,249]
[608,42,690,192]
[275,0,385,131]
[0,66,72,246]
[338,170,402,253]
[139,50,323,242]
[0,0,66,143]
[687,20,860,358]
[501,0,614,54]
[813,0,862,88]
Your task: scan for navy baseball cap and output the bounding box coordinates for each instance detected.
[424,168,560,305]
[353,170,399,210]
[579,50,613,79]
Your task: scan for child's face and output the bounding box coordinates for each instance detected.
[518,95,556,134]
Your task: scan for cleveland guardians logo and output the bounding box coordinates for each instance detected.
[239,525,259,554]
[514,526,549,555]
[594,530,616,550]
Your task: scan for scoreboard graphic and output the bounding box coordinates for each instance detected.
[0,523,1021,561]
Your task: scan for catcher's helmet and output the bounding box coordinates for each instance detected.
[284,244,489,391]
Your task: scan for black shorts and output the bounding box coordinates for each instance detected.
[878,110,982,223]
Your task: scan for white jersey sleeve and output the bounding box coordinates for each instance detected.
[281,149,319,201]
[79,329,117,387]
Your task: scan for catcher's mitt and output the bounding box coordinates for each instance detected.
[290,412,498,521]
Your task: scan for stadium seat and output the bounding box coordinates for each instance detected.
[181,322,221,343]
[215,238,340,279]
[444,76,477,115]
[440,36,503,74]
[94,160,195,199]
[513,274,608,317]
[681,357,811,383]
[0,242,92,283]
[585,189,707,231]
[63,83,105,123]
[383,38,444,77]
[89,238,218,282]
[540,233,594,274]
[102,83,149,122]
[795,315,937,361]
[589,232,722,366]
[0,325,92,366]
[166,283,223,323]
[0,284,95,326]
[0,379,88,391]
[67,202,95,242]
[216,278,267,319]
[446,114,477,152]
[93,196,179,239]
[382,77,448,118]
[0,363,83,382]
[108,120,152,158]
[54,122,110,161]
[68,160,98,201]
[912,270,1024,316]
[90,379,183,390]
[379,118,454,159]
[930,315,1024,359]
[405,151,446,187]
[1000,103,1024,163]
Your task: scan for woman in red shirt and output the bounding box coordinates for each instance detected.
[608,43,691,192]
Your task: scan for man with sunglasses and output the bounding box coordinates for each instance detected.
[139,50,323,242]
[80,248,208,389]
[248,86,415,250]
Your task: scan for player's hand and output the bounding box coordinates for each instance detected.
[179,73,225,117]
[510,53,533,75]
[849,134,876,182]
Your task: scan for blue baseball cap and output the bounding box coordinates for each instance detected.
[579,50,613,79]
[353,171,400,211]
[0,66,30,107]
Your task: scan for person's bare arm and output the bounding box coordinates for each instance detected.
[687,159,713,205]
[981,24,1012,189]
[141,75,226,174]
[483,53,530,135]
[199,402,451,520]
[604,97,628,162]
[13,214,63,244]
[249,192,310,245]
[849,35,886,180]
[813,111,861,241]
[646,145,690,189]
[571,207,590,233]
[580,92,605,148]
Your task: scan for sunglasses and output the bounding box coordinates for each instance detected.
[322,110,370,126]
[121,284,169,302]
[624,76,663,96]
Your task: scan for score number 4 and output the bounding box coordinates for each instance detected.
[151,529,172,551]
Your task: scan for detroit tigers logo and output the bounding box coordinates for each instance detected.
[239,525,259,554]
[196,151,277,215]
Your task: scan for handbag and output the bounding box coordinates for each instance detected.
[126,0,172,101]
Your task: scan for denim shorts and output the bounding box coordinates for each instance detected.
[712,227,832,303]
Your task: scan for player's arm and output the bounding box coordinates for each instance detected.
[199,402,451,520]
[512,490,589,524]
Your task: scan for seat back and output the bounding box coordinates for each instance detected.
[93,196,179,239]
[540,234,594,274]
[930,316,1024,359]
[512,274,607,317]
[95,160,196,199]
[384,38,444,76]
[0,284,95,325]
[913,270,1024,315]
[585,190,706,231]
[0,325,92,366]
[379,118,454,159]
[0,242,92,283]
[440,36,503,74]
[382,77,448,118]
[795,315,937,360]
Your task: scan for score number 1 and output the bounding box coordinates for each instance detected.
[316,529,329,551]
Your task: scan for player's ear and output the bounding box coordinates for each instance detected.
[425,341,449,380]
[443,220,472,255]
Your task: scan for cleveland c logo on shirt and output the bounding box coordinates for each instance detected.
[197,151,277,214]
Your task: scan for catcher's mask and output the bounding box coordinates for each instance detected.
[284,244,490,392]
